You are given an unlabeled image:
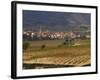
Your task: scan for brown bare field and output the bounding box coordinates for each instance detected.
[23,39,90,69]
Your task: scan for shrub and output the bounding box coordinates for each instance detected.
[23,41,30,50]
[41,44,46,49]
[62,42,66,45]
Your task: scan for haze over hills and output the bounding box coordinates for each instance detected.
[23,10,91,32]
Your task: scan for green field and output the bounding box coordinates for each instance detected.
[23,39,91,69]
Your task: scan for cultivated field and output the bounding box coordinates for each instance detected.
[23,39,91,69]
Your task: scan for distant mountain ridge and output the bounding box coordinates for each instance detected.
[23,10,90,31]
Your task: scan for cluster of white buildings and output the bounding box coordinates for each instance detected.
[23,30,85,40]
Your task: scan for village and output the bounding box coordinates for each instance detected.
[23,30,90,41]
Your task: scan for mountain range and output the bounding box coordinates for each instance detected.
[23,10,90,31]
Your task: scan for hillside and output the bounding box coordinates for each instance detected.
[23,10,90,31]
